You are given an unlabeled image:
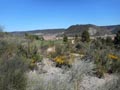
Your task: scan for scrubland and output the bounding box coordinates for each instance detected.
[0,32,120,90]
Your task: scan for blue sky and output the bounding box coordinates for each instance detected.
[0,0,120,32]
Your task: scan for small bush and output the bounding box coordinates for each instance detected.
[0,56,28,90]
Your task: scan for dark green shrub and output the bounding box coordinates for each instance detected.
[81,30,90,42]
[114,30,120,48]
[63,34,68,43]
[75,43,82,50]
[106,37,113,46]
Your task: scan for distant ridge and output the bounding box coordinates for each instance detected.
[64,24,120,36]
[11,24,120,36]
[11,29,65,35]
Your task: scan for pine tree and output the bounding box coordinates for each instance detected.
[81,30,90,42]
[63,34,68,43]
[114,30,120,48]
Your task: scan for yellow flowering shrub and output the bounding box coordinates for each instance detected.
[54,56,66,64]
[108,54,119,60]
[31,59,36,64]
[54,54,75,66]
